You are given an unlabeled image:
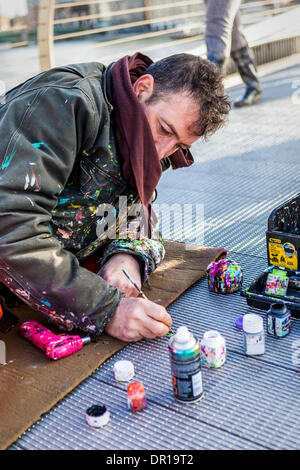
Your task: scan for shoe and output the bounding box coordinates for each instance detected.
[234,86,262,107]
[231,46,262,107]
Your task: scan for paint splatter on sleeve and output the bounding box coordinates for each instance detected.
[99,211,165,285]
[0,85,121,335]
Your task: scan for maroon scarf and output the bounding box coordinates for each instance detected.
[109,53,194,232]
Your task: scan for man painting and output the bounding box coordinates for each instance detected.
[0,52,230,342]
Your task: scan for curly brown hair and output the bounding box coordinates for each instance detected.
[143,53,231,139]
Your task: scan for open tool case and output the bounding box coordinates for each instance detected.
[241,193,300,318]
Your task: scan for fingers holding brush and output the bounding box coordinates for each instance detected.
[104,297,172,342]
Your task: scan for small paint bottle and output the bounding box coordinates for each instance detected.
[127,382,147,412]
[266,303,291,338]
[85,404,110,428]
[200,330,226,368]
[243,314,265,356]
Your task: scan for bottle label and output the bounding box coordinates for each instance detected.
[267,315,290,337]
[170,353,203,401]
[191,371,203,396]
[268,241,298,270]
[201,344,226,368]
[244,333,265,355]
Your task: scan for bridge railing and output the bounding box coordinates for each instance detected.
[0,0,298,74]
[37,0,299,71]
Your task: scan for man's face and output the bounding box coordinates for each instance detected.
[133,75,200,160]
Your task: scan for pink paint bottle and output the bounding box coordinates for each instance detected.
[200,330,226,368]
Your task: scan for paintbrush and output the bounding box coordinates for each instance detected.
[122,269,148,299]
[122,269,174,336]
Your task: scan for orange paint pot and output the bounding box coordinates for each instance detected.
[127,382,147,412]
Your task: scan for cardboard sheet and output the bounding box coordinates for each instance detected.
[0,241,226,450]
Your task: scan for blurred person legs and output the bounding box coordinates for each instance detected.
[205,0,262,107]
[230,9,262,107]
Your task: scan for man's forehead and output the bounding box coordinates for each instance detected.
[163,90,197,108]
[160,92,199,125]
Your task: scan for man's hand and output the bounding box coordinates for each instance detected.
[104,297,172,342]
[99,253,142,297]
[100,253,173,341]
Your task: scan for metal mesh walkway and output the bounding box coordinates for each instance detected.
[10,61,300,450]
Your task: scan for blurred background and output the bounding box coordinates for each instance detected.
[1,0,300,90]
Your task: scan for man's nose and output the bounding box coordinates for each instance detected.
[156,138,175,160]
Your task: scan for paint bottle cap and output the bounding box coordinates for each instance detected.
[202,330,224,347]
[176,326,190,342]
[172,326,196,350]
[113,360,135,382]
[235,315,244,329]
[243,314,263,334]
[174,326,191,343]
[86,404,110,428]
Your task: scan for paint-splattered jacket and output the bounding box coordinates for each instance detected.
[0,62,167,335]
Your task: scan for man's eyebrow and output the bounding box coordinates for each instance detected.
[161,120,191,149]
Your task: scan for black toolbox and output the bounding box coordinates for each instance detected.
[241,193,300,318]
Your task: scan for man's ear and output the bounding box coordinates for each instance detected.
[133,74,154,102]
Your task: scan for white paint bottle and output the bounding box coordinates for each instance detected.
[243,314,265,356]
